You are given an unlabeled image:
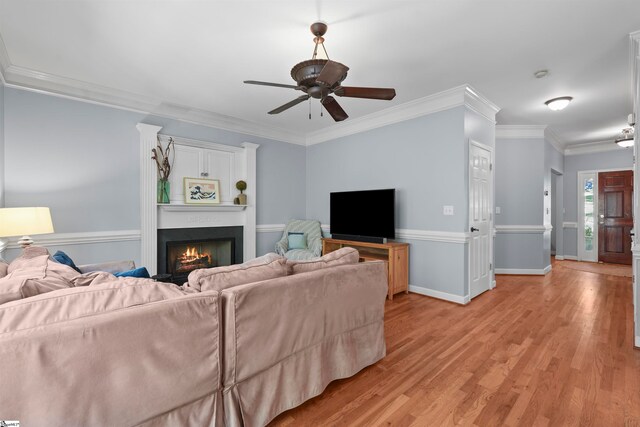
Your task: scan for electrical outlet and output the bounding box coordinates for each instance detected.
[443,205,454,216]
[495,207,501,214]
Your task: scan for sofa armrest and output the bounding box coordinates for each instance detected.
[77,260,136,274]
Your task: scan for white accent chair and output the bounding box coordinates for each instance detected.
[275,219,323,260]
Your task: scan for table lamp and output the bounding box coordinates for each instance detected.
[0,207,55,248]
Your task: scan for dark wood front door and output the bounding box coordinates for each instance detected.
[598,170,633,265]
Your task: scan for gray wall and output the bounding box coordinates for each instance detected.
[562,148,633,257]
[0,83,4,208]
[1,87,306,263]
[543,140,564,266]
[306,106,485,299]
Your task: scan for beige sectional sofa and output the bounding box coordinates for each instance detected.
[0,247,387,426]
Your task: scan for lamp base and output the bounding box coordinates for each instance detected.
[17,236,34,248]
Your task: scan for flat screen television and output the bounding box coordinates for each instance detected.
[330,189,395,243]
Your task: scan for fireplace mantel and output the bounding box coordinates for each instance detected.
[137,123,258,275]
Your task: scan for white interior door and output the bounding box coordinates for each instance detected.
[469,141,492,299]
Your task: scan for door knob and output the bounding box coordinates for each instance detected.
[470,227,479,232]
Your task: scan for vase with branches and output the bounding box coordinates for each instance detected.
[152,137,175,203]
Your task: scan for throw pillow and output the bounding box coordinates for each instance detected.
[287,247,360,275]
[52,250,82,273]
[186,252,287,292]
[114,267,151,279]
[287,232,307,250]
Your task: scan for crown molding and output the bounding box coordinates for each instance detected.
[0,33,9,85]
[564,139,629,156]
[306,85,499,146]
[463,85,500,123]
[1,58,306,145]
[544,128,565,153]
[495,124,546,139]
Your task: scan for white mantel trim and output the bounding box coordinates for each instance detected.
[137,124,259,274]
[306,85,499,145]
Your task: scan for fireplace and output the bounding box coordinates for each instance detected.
[158,226,243,284]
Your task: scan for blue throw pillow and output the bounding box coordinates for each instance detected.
[288,232,307,250]
[52,250,82,273]
[114,267,151,278]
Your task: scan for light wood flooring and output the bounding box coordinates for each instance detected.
[270,260,640,426]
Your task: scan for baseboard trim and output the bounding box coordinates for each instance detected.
[495,267,551,275]
[555,255,564,260]
[491,280,497,289]
[563,255,578,261]
[409,285,470,305]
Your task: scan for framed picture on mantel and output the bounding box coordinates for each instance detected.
[184,177,221,205]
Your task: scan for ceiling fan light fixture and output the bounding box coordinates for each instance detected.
[545,96,573,111]
[614,127,635,148]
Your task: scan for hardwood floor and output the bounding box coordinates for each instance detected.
[270,261,640,426]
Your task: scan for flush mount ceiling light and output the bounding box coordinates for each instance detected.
[614,127,635,148]
[534,69,549,79]
[545,96,573,111]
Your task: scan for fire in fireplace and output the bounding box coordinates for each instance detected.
[166,239,233,280]
[157,226,243,285]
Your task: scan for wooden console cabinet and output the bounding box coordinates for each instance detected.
[322,238,409,300]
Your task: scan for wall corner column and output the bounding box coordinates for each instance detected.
[242,142,260,261]
[136,123,163,275]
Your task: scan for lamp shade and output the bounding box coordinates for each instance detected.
[0,207,54,238]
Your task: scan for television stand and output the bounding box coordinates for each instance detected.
[322,238,409,300]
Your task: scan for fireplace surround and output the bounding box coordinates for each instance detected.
[158,226,243,284]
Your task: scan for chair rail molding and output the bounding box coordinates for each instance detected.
[562,222,578,228]
[1,230,141,250]
[495,225,552,234]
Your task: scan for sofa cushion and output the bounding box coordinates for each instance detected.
[0,278,187,333]
[286,247,360,275]
[0,262,8,279]
[0,246,78,305]
[187,252,287,292]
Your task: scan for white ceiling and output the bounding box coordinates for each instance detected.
[0,0,639,146]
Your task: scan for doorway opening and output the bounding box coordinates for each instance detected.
[577,169,633,265]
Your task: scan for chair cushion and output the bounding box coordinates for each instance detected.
[287,232,307,250]
[287,247,360,274]
[186,252,287,292]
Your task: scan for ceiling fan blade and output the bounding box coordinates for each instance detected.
[321,96,349,122]
[334,86,396,100]
[268,95,310,115]
[316,60,350,87]
[244,80,300,90]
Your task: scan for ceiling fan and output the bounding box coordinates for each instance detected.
[244,22,396,122]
